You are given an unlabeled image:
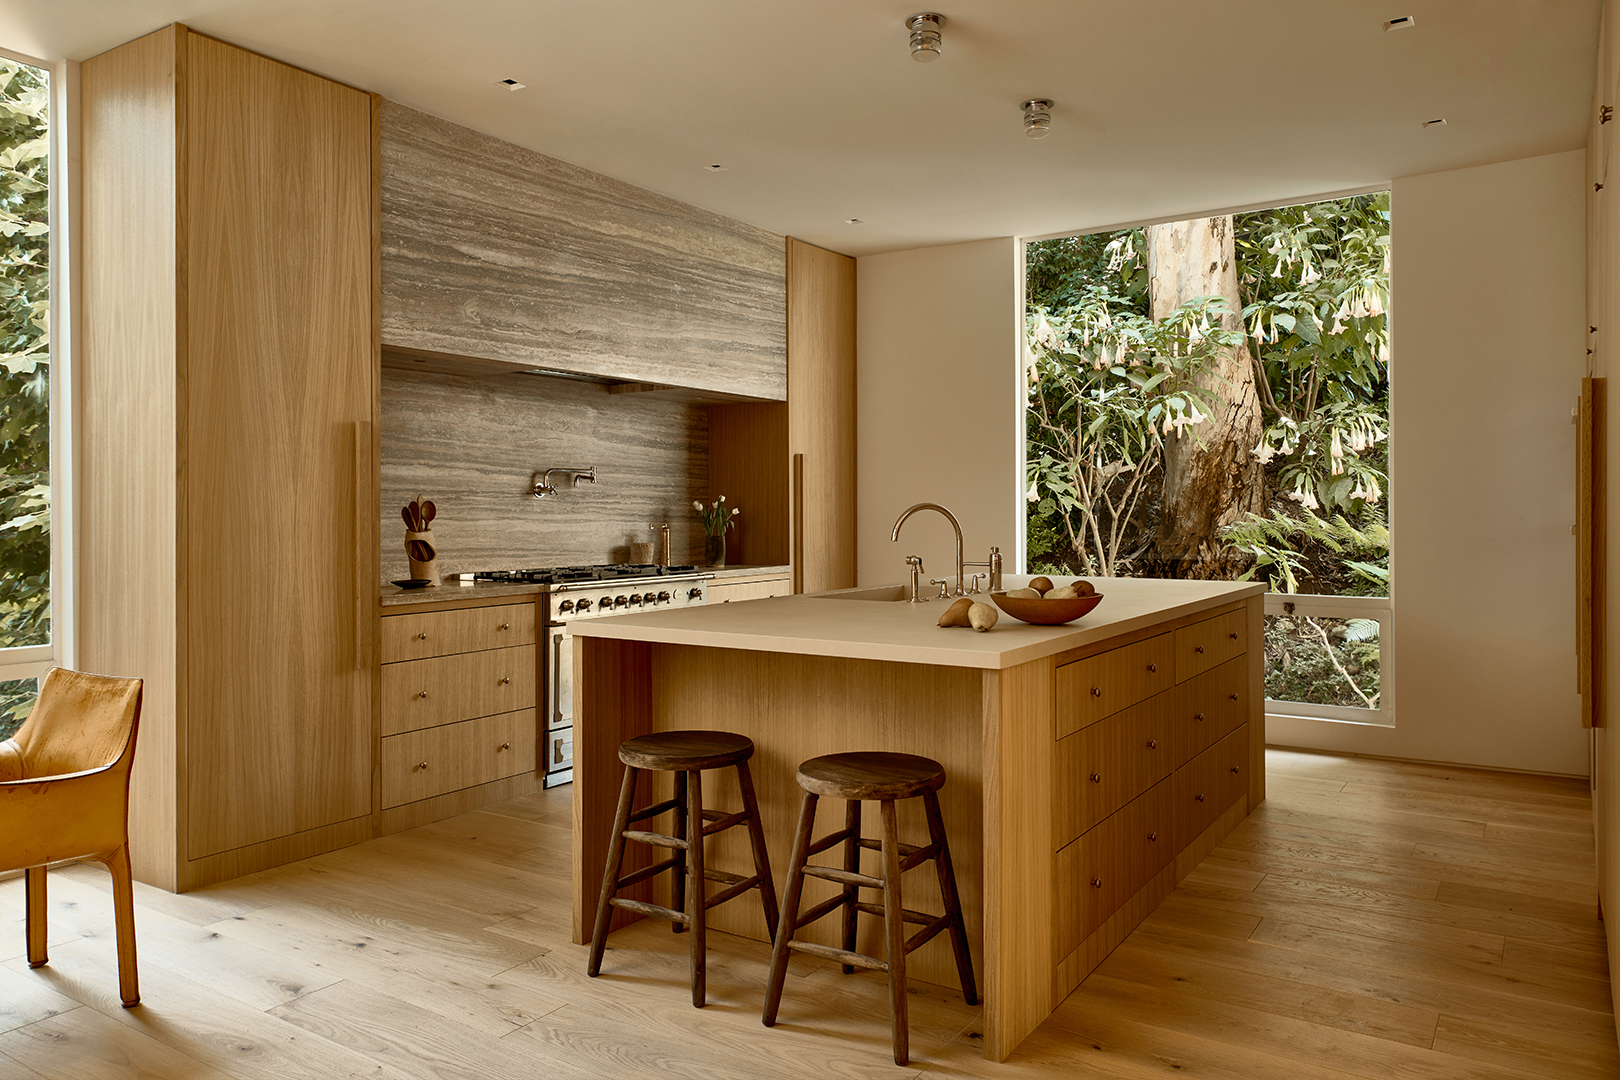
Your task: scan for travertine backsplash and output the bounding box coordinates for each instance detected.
[380,369,707,582]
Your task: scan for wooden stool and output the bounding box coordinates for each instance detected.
[588,730,779,1007]
[761,751,977,1065]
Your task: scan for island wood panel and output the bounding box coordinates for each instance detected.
[786,238,857,593]
[380,369,709,579]
[182,31,376,862]
[380,102,786,400]
[80,24,185,890]
[707,402,790,568]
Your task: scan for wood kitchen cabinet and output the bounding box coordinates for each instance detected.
[706,572,792,604]
[79,24,379,890]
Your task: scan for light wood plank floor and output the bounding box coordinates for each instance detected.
[0,748,1613,1078]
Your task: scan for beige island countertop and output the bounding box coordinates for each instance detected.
[568,575,1264,669]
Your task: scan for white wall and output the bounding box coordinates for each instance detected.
[855,238,1021,589]
[1269,150,1589,775]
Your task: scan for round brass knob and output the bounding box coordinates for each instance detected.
[1230,693,1239,701]
[1090,878,1103,889]
[1147,663,1156,673]
[1231,765,1241,774]
[1090,686,1102,697]
[500,677,511,685]
[1194,712,1204,721]
[417,632,428,641]
[500,742,512,751]
[418,760,429,770]
[1229,632,1238,640]
[418,690,429,699]
[1147,739,1158,749]
[1195,645,1205,654]
[1090,772,1101,783]
[499,623,510,630]
[1148,832,1157,842]
[1196,793,1206,802]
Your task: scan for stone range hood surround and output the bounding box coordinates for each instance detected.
[380,101,787,401]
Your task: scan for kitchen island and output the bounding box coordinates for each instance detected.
[570,577,1265,1060]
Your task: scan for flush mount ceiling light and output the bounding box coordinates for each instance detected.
[1022,99,1053,139]
[906,13,946,62]
[1422,117,1447,128]
[498,78,526,91]
[1383,15,1415,31]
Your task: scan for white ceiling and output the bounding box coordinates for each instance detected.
[1,0,1601,256]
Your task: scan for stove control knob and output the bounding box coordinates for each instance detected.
[576,598,592,613]
[614,594,629,607]
[688,587,703,600]
[658,591,671,603]
[558,600,575,614]
[628,594,642,606]
[642,592,656,605]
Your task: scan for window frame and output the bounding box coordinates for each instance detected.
[1262,592,1395,728]
[0,45,75,688]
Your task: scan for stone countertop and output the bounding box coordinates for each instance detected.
[568,575,1264,670]
[379,564,792,609]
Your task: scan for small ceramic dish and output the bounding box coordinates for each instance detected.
[989,590,1103,625]
[391,578,435,590]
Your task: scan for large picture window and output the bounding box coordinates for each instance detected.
[0,54,52,738]
[1024,194,1392,725]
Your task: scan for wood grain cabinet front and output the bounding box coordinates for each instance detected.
[1174,608,1247,682]
[1175,724,1250,843]
[1054,633,1175,738]
[380,603,537,663]
[381,710,538,808]
[1174,655,1248,764]
[381,645,537,735]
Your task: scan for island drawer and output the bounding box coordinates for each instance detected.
[380,709,537,808]
[1053,689,1176,850]
[1174,607,1246,682]
[381,602,537,663]
[1053,777,1175,958]
[381,644,537,736]
[1174,656,1248,765]
[1174,723,1249,842]
[1055,632,1175,738]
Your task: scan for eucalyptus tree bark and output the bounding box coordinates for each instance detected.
[1143,216,1265,579]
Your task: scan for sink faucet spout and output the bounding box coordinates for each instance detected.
[890,503,965,597]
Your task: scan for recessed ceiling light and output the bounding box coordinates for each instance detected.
[844,218,863,225]
[706,164,727,171]
[1383,15,1414,31]
[498,78,526,91]
[1422,118,1447,128]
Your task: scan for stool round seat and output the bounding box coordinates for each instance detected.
[618,730,754,772]
[795,752,945,801]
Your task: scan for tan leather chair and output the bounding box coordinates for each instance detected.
[0,667,143,1006]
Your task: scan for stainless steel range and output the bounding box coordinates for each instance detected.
[461,564,709,787]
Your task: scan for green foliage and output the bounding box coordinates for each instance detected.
[1025,194,1390,599]
[0,676,35,739]
[1265,615,1380,709]
[0,60,49,651]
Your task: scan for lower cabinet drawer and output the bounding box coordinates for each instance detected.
[1175,655,1247,765]
[1054,686,1176,849]
[1174,723,1249,843]
[381,645,536,735]
[380,602,537,662]
[1174,607,1247,682]
[381,709,537,808]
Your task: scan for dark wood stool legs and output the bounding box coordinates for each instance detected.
[762,774,977,1066]
[588,735,778,1008]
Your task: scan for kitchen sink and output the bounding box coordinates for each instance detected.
[810,585,909,602]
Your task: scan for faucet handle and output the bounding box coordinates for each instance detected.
[929,578,949,600]
[968,573,985,595]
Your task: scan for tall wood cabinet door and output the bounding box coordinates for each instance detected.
[786,238,856,594]
[184,35,376,859]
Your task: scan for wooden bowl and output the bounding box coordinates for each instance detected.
[989,590,1104,625]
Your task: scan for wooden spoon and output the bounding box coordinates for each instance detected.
[408,538,435,562]
[422,500,436,527]
[401,505,416,531]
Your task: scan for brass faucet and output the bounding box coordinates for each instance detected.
[889,502,1002,595]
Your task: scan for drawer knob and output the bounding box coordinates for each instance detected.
[1147,832,1157,842]
[1231,766,1241,774]
[418,690,429,699]
[417,632,428,641]
[1194,712,1204,721]
[1146,739,1158,750]
[499,623,510,631]
[1195,645,1205,654]
[500,677,511,685]
[1090,686,1102,697]
[1090,878,1103,889]
[1146,663,1157,673]
[1090,772,1101,784]
[1195,793,1206,802]
[1229,632,1238,640]
[418,760,429,770]
[1230,693,1239,701]
[500,742,512,751]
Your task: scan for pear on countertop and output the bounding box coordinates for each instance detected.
[938,598,973,627]
[969,602,999,632]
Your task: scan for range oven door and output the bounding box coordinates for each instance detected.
[545,625,574,786]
